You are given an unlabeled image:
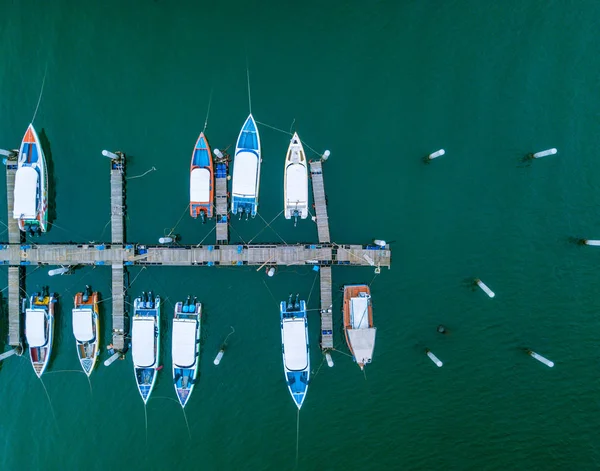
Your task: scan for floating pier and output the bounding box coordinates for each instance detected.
[1,142,392,359]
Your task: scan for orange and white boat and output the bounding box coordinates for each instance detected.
[343,285,376,370]
[72,285,100,376]
[190,132,213,221]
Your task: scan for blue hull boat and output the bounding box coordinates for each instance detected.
[132,292,161,404]
[231,114,261,218]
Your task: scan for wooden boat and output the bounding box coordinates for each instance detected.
[13,124,48,234]
[132,291,161,404]
[231,114,261,218]
[343,285,376,370]
[190,132,214,221]
[283,133,308,225]
[25,287,56,377]
[72,285,100,376]
[280,294,310,409]
[172,296,202,408]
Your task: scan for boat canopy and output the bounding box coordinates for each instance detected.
[172,319,197,368]
[190,168,210,203]
[13,166,38,219]
[286,164,308,204]
[282,318,308,371]
[347,328,377,365]
[132,318,156,368]
[350,296,370,329]
[72,308,94,342]
[25,309,47,347]
[232,151,258,197]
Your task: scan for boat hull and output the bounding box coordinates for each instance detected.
[231,114,261,217]
[283,133,309,221]
[26,293,56,378]
[280,299,310,409]
[73,291,100,377]
[132,295,161,404]
[190,132,214,219]
[343,285,375,369]
[172,300,202,408]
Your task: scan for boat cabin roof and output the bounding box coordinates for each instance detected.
[72,308,94,342]
[25,309,47,347]
[13,166,38,219]
[282,318,308,371]
[286,163,308,205]
[232,151,258,197]
[350,296,370,329]
[132,317,156,368]
[347,328,376,365]
[190,167,211,203]
[172,319,197,368]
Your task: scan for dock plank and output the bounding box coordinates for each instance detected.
[309,161,331,244]
[319,266,333,349]
[7,266,20,346]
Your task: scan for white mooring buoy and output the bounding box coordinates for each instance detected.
[426,349,443,367]
[48,267,70,277]
[102,150,119,160]
[214,148,224,159]
[475,279,495,298]
[159,237,173,244]
[584,240,600,246]
[532,148,557,159]
[322,150,331,161]
[373,239,386,247]
[104,351,120,367]
[428,149,445,160]
[213,349,225,366]
[325,352,334,367]
[528,350,554,368]
[267,267,275,277]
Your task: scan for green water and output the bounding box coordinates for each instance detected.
[1,0,600,469]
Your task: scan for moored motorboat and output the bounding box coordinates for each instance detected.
[231,114,261,218]
[13,124,48,234]
[343,285,376,370]
[132,291,161,403]
[72,285,100,376]
[190,132,214,221]
[172,296,202,408]
[280,294,310,409]
[283,133,308,225]
[25,287,57,377]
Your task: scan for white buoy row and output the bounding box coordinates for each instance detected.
[528,350,554,368]
[426,349,443,367]
[102,149,118,160]
[325,352,334,367]
[213,349,225,365]
[475,279,495,298]
[428,149,445,160]
[322,150,331,161]
[532,148,557,159]
[104,351,120,367]
[583,240,600,246]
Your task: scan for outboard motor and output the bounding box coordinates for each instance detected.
[192,297,198,312]
[82,285,91,303]
[148,291,154,308]
[183,295,190,313]
[294,294,300,310]
[141,291,147,309]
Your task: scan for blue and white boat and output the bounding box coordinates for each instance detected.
[231,114,261,218]
[280,294,310,409]
[132,291,161,404]
[172,296,202,408]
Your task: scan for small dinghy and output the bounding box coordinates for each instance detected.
[283,133,308,225]
[132,291,161,403]
[190,132,214,221]
[72,285,100,376]
[25,287,57,377]
[172,296,202,408]
[343,285,376,370]
[231,114,261,218]
[280,294,310,409]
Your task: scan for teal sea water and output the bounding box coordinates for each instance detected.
[1,1,600,469]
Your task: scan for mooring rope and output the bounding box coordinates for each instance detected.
[127,166,157,180]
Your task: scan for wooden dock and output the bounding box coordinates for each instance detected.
[319,266,333,349]
[111,265,126,350]
[5,159,21,245]
[309,161,330,244]
[7,266,21,346]
[110,153,125,244]
[215,160,229,244]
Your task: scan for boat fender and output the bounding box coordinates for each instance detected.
[213,349,225,366]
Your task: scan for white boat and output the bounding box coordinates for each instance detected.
[13,124,48,233]
[25,288,56,378]
[283,133,308,225]
[231,114,261,218]
[343,285,376,370]
[172,296,202,408]
[132,291,161,404]
[72,285,100,376]
[280,294,310,409]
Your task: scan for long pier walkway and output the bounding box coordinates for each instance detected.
[215,157,229,244]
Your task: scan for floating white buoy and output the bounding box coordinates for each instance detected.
[104,351,120,367]
[475,279,495,298]
[584,240,600,246]
[322,150,331,161]
[267,267,275,277]
[528,350,554,367]
[48,267,70,276]
[159,237,173,244]
[0,348,18,362]
[373,239,386,247]
[213,349,225,365]
[325,352,334,367]
[532,148,557,159]
[426,349,443,367]
[102,150,119,159]
[214,148,224,159]
[428,149,445,160]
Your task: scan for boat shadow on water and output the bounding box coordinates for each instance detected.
[38,129,56,228]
